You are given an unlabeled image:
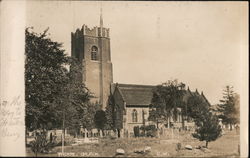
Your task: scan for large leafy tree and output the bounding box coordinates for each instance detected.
[217,86,239,130]
[25,27,69,130]
[25,28,91,132]
[149,79,186,128]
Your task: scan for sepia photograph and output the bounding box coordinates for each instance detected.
[0,1,248,157]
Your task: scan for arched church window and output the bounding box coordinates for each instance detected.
[132,109,138,122]
[91,46,98,60]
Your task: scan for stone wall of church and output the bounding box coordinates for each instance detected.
[124,107,150,137]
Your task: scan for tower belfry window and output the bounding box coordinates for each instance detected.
[91,46,98,60]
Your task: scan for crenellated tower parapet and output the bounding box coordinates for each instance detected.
[72,24,109,38]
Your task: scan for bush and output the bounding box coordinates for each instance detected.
[134,126,140,137]
[140,125,157,137]
[30,132,56,157]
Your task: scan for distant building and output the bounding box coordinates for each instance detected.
[71,13,211,137]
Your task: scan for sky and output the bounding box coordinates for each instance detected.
[26,1,248,105]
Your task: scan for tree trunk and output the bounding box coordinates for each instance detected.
[25,127,27,148]
[206,141,208,148]
[62,110,65,153]
[117,129,120,138]
[101,129,104,137]
[50,133,53,142]
[75,131,77,138]
[167,117,170,128]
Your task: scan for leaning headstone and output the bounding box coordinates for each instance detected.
[116,148,125,155]
[185,145,193,150]
[176,143,182,151]
[134,149,144,154]
[144,146,151,153]
[221,129,225,135]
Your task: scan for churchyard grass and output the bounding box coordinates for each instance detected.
[26,129,240,157]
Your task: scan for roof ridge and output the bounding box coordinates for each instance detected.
[114,84,126,102]
[117,83,155,88]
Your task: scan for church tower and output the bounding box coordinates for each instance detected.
[71,11,113,110]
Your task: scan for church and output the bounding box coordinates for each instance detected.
[71,14,211,137]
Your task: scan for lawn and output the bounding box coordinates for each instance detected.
[26,130,240,157]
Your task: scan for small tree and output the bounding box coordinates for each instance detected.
[192,111,222,148]
[94,110,107,137]
[187,93,222,148]
[104,96,115,130]
[81,102,97,130]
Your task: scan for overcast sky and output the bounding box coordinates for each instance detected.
[26,1,248,105]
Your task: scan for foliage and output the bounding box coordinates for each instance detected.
[25,28,91,132]
[63,58,92,133]
[25,27,69,130]
[133,126,140,137]
[149,79,186,126]
[104,96,115,130]
[30,131,56,157]
[140,125,157,137]
[192,111,222,148]
[187,95,210,122]
[217,86,239,129]
[113,104,123,131]
[148,108,162,128]
[186,90,222,148]
[233,93,240,124]
[80,102,98,130]
[94,110,107,132]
